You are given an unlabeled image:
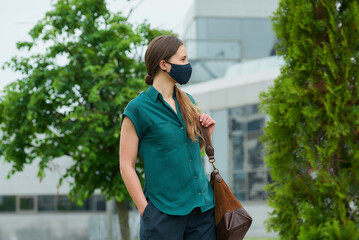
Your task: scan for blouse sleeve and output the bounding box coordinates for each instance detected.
[121,100,143,140]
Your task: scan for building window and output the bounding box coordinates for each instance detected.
[0,196,16,212]
[17,196,36,212]
[38,195,56,211]
[0,194,106,213]
[229,103,269,201]
[57,195,89,211]
[56,194,106,212]
[93,195,106,211]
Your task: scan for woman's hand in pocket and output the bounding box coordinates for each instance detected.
[139,201,148,216]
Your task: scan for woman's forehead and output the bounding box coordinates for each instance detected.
[174,45,187,58]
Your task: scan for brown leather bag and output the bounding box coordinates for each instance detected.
[198,121,253,240]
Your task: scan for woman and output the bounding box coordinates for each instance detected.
[119,35,216,240]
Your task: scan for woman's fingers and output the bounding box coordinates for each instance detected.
[199,113,213,127]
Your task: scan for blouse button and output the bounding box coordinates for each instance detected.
[181,126,184,130]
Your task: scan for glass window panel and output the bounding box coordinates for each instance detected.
[247,133,264,170]
[189,60,237,83]
[229,103,268,201]
[57,195,73,211]
[229,106,246,134]
[95,195,106,211]
[242,19,275,59]
[197,40,240,60]
[248,171,267,200]
[248,119,264,132]
[229,106,246,116]
[207,18,242,40]
[233,135,244,170]
[88,196,96,211]
[0,196,16,212]
[20,197,34,210]
[231,118,244,132]
[86,195,106,211]
[245,104,259,115]
[197,17,207,39]
[233,173,246,201]
[38,195,56,211]
[57,195,89,211]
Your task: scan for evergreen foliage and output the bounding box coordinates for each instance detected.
[259,1,359,239]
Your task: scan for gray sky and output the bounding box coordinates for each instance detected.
[0,0,193,91]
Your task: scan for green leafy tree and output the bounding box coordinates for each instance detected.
[0,0,173,239]
[259,1,359,239]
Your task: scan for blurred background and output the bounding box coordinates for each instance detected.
[0,0,281,239]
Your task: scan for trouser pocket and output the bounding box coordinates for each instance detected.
[140,198,159,240]
[142,198,152,219]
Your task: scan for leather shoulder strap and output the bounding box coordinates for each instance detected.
[197,118,216,163]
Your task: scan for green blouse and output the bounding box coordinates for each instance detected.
[121,84,215,215]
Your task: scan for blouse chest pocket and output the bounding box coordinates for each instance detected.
[148,121,181,151]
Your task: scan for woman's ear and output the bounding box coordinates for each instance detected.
[159,59,168,72]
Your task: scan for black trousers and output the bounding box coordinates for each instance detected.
[139,198,216,240]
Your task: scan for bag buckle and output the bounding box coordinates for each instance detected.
[209,157,219,173]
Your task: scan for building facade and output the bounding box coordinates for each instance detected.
[0,156,140,240]
[182,0,279,83]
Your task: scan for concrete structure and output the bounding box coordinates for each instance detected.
[0,156,139,240]
[182,0,279,83]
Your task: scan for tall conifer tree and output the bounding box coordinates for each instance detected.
[260,1,359,239]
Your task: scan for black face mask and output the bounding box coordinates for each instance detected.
[163,60,192,85]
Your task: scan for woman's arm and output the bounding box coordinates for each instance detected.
[119,116,147,216]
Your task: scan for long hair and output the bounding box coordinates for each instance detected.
[144,35,204,144]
